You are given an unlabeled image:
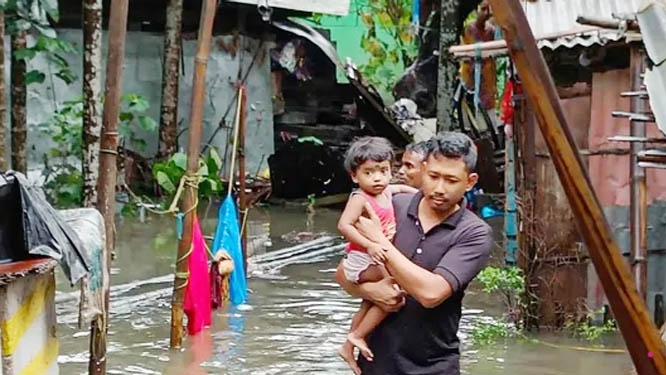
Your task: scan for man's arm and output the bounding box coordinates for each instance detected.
[356,215,493,309]
[335,260,405,312]
[381,243,453,308]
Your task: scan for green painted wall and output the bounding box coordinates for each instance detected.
[300,0,410,102]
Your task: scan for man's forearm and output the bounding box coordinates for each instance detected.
[383,244,452,308]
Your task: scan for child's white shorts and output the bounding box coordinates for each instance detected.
[342,251,374,283]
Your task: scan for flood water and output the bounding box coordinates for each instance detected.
[55,205,634,374]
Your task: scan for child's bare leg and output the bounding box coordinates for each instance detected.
[345,264,389,361]
[347,304,388,361]
[338,300,371,375]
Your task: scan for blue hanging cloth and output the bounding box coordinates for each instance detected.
[212,194,248,305]
[412,0,421,25]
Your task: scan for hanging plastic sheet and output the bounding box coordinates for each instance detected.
[3,172,90,285]
[60,208,108,327]
[211,195,247,305]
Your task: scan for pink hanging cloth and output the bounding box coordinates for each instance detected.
[184,216,212,335]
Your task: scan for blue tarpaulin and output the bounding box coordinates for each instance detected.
[212,195,247,305]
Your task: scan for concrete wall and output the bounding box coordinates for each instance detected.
[3,29,274,176]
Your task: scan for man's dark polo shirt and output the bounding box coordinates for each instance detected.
[358,192,493,375]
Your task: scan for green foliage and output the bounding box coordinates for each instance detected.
[39,99,84,208]
[470,266,526,346]
[358,0,417,93]
[477,266,525,295]
[0,0,77,85]
[471,320,514,347]
[310,12,324,25]
[2,0,60,37]
[565,310,617,343]
[151,148,226,202]
[40,94,157,208]
[2,1,77,86]
[119,93,159,152]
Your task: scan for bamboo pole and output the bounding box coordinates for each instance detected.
[0,11,6,170]
[90,0,129,373]
[238,87,248,273]
[158,0,183,159]
[489,1,666,373]
[169,0,217,349]
[629,47,648,303]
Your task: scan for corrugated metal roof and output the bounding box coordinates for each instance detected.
[521,0,645,49]
[638,1,666,136]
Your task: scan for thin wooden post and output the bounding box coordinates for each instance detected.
[10,31,26,173]
[489,1,666,373]
[90,0,129,373]
[169,0,217,349]
[629,47,648,302]
[0,11,6,170]
[238,87,248,273]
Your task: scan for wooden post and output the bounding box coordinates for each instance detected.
[82,0,104,207]
[10,31,26,173]
[489,1,666,373]
[238,87,248,272]
[169,0,217,349]
[629,47,648,302]
[158,0,184,159]
[90,0,129,373]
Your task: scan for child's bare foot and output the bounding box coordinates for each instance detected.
[347,333,373,361]
[338,341,361,375]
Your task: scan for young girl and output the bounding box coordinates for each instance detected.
[337,136,418,374]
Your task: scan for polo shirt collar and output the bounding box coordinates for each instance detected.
[407,191,467,228]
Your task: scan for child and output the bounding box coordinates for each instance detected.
[337,136,418,374]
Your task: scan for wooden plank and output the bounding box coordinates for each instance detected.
[226,0,351,16]
[489,1,666,373]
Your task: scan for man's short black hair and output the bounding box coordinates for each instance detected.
[344,136,395,173]
[404,141,429,161]
[427,132,478,171]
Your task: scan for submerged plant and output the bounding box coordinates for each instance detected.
[477,266,525,325]
[469,266,526,346]
[565,310,617,343]
[471,320,514,347]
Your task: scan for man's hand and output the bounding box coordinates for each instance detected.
[355,202,392,247]
[367,243,387,264]
[365,277,406,312]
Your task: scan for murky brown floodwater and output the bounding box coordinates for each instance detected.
[55,205,633,374]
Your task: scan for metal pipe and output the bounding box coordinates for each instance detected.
[629,47,648,303]
[238,86,248,273]
[488,1,666,372]
[169,0,217,349]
